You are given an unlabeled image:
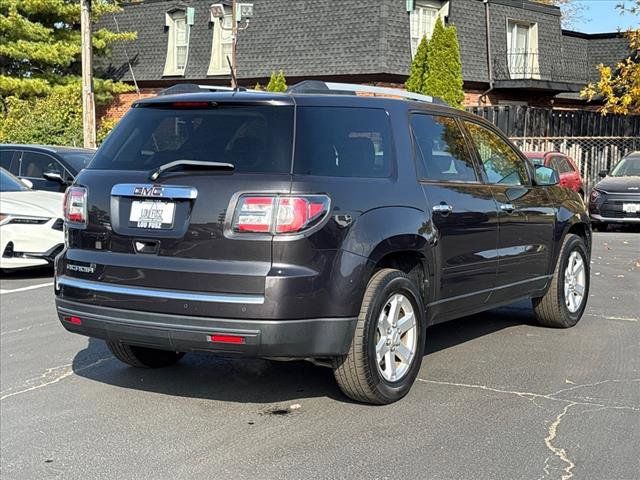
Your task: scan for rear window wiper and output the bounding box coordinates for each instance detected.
[150,160,235,180]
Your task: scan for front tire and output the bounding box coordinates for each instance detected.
[332,269,426,404]
[107,341,185,368]
[533,234,589,328]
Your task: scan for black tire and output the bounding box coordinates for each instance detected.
[107,341,185,368]
[332,268,427,404]
[533,234,590,328]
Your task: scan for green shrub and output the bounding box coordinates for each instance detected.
[266,71,287,92]
[406,36,430,93]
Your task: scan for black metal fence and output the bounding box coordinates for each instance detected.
[467,106,640,138]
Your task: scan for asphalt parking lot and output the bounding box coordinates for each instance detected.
[1,231,638,480]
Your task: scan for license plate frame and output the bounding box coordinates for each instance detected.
[129,200,176,230]
[622,203,640,214]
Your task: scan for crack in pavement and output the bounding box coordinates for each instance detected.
[0,357,113,401]
[418,378,640,480]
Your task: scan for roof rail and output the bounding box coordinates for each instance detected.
[157,83,259,96]
[287,80,447,106]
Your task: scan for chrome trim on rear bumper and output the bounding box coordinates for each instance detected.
[57,276,264,304]
[590,214,640,223]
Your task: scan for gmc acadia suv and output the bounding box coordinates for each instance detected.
[55,83,591,404]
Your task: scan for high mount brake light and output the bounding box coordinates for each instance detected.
[233,195,330,234]
[63,186,87,225]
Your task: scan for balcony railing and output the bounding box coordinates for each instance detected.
[493,52,591,85]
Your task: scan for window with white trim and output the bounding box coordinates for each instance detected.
[208,5,233,75]
[163,9,192,77]
[506,20,540,79]
[410,3,438,57]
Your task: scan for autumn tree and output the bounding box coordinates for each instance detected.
[581,1,639,115]
[533,0,586,29]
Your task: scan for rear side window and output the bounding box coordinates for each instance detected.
[294,107,393,178]
[411,114,478,182]
[90,105,294,173]
[0,150,18,175]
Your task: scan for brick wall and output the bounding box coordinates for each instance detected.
[98,89,161,124]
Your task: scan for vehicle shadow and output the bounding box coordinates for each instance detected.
[72,300,537,404]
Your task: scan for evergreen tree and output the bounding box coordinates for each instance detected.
[405,35,429,93]
[0,0,136,100]
[266,71,287,92]
[423,18,465,108]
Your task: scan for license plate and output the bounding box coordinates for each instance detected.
[129,201,175,229]
[622,203,640,214]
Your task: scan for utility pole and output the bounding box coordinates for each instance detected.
[80,0,96,148]
[230,0,238,89]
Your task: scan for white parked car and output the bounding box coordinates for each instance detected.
[0,168,64,270]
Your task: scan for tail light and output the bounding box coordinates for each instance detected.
[232,195,330,234]
[63,186,87,226]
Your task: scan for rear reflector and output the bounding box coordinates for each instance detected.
[66,316,82,325]
[208,334,246,344]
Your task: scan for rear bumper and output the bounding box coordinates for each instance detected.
[56,298,357,358]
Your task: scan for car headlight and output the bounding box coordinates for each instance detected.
[589,189,602,202]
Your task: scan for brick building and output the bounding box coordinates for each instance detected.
[98,0,631,119]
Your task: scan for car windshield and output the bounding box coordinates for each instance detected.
[62,152,94,172]
[610,157,640,177]
[0,168,29,192]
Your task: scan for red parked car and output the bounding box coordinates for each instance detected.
[525,152,584,196]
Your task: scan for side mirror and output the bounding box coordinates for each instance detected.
[43,170,65,183]
[598,169,608,178]
[534,165,559,186]
[20,178,33,189]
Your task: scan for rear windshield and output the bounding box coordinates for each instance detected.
[90,105,294,173]
[294,107,393,178]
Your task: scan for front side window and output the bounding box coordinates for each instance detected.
[411,114,477,182]
[464,122,529,186]
[19,152,63,179]
[410,3,438,56]
[163,9,192,76]
[550,156,573,174]
[507,20,540,79]
[294,107,393,178]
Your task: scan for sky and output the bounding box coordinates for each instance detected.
[569,0,640,33]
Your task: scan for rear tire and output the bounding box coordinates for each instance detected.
[332,269,426,404]
[533,234,589,328]
[107,341,185,368]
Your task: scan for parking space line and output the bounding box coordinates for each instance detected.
[0,282,54,294]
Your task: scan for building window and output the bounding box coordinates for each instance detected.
[507,20,540,80]
[163,8,193,77]
[410,3,438,57]
[208,5,233,76]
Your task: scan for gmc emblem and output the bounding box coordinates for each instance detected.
[134,186,163,197]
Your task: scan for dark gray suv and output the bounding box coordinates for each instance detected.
[55,83,591,404]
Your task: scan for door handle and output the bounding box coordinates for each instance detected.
[432,203,453,216]
[500,203,516,213]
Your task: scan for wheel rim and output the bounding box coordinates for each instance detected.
[564,250,586,313]
[375,293,418,382]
